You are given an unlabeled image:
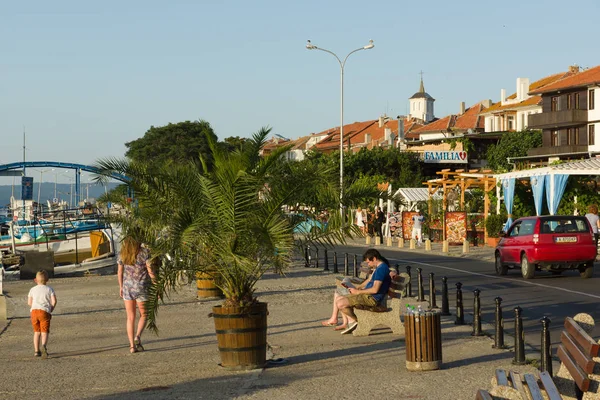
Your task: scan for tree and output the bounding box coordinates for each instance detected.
[486,130,542,172]
[218,136,248,153]
[125,120,218,167]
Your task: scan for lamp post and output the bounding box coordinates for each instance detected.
[306,39,374,222]
[37,168,54,215]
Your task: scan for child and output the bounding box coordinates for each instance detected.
[28,270,57,358]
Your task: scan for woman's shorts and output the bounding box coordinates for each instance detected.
[31,310,52,333]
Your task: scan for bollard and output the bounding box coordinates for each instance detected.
[353,254,358,278]
[386,237,392,246]
[417,268,425,302]
[333,252,339,274]
[512,306,526,365]
[425,239,432,251]
[393,263,400,274]
[409,239,416,249]
[462,239,469,254]
[455,282,465,325]
[366,235,371,245]
[323,248,329,271]
[315,247,319,269]
[540,317,552,375]
[406,265,412,298]
[428,272,437,309]
[492,297,506,349]
[472,289,483,336]
[442,240,449,253]
[440,277,450,316]
[304,245,310,268]
[398,238,404,248]
[375,236,381,246]
[344,253,349,276]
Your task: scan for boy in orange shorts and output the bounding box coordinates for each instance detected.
[28,270,57,358]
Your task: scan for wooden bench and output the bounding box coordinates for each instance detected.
[556,316,600,397]
[352,272,409,337]
[476,369,563,400]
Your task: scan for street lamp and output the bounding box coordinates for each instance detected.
[306,39,374,222]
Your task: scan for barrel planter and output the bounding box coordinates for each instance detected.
[212,302,268,370]
[196,271,224,299]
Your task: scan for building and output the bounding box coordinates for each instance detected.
[409,77,435,123]
[525,65,600,162]
[479,71,572,134]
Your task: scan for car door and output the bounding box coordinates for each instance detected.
[501,220,522,264]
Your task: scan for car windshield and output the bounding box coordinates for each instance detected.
[539,217,589,234]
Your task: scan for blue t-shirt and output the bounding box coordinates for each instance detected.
[364,262,391,303]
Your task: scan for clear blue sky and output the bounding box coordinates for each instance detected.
[2,0,599,184]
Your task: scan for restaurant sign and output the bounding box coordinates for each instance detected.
[423,151,467,164]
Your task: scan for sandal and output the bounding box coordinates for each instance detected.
[129,346,137,354]
[333,325,348,331]
[134,337,144,352]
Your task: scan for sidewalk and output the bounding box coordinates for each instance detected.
[0,260,542,400]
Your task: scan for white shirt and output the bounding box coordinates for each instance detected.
[28,285,56,314]
[412,215,424,229]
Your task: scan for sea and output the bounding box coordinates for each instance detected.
[0,182,119,208]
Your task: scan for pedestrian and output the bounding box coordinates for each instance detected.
[118,236,156,354]
[28,270,57,358]
[355,207,366,235]
[585,204,600,251]
[412,210,425,246]
[374,206,384,243]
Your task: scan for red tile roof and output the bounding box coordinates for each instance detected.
[529,65,600,94]
[411,101,487,135]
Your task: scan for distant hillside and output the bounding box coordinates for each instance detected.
[0,183,120,207]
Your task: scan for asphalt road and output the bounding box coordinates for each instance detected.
[324,243,600,355]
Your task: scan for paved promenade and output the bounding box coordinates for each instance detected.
[0,242,548,400]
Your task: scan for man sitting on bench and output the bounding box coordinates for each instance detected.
[336,248,392,335]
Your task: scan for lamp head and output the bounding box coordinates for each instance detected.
[363,39,374,50]
[306,40,317,50]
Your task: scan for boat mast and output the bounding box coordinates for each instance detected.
[21,127,26,222]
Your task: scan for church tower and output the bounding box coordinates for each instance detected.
[409,76,435,123]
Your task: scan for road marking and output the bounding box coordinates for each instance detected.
[391,258,600,300]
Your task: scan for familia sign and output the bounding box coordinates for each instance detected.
[423,151,467,164]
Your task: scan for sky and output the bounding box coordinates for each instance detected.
[2,0,599,184]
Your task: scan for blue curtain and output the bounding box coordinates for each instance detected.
[503,178,516,231]
[530,175,546,216]
[544,174,569,215]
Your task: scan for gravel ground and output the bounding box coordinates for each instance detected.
[0,257,544,400]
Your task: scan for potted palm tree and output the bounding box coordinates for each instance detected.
[94,127,368,369]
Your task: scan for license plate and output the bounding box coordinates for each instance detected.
[555,236,577,243]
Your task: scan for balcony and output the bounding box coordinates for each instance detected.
[528,109,588,129]
[528,145,589,157]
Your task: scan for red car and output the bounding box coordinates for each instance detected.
[494,215,596,279]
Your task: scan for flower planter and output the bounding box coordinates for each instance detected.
[196,271,224,299]
[486,237,501,247]
[212,302,268,370]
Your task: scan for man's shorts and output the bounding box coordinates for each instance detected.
[346,293,378,308]
[31,310,52,333]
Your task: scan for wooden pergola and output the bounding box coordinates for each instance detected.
[424,169,497,240]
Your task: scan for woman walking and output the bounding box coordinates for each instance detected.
[118,236,155,354]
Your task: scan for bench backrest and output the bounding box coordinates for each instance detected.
[557,317,600,392]
[388,273,409,299]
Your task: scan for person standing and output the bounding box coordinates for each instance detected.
[28,270,57,358]
[355,207,366,235]
[585,204,600,251]
[374,206,384,243]
[118,237,156,354]
[412,211,425,246]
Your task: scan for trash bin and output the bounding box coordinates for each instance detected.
[404,309,442,371]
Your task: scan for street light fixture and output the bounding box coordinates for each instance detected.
[306,39,374,222]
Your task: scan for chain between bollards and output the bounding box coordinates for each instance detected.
[441,276,450,316]
[333,252,338,274]
[323,248,329,271]
[492,297,506,349]
[417,268,424,302]
[513,306,526,365]
[428,272,437,309]
[406,266,412,298]
[455,282,465,325]
[472,289,483,336]
[540,316,552,375]
[344,253,349,276]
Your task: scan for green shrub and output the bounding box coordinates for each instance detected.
[485,214,507,237]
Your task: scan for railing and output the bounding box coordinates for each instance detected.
[528,109,588,129]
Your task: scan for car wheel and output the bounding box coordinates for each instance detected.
[495,253,507,276]
[579,261,594,279]
[521,254,534,279]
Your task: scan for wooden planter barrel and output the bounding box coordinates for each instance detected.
[212,302,268,370]
[404,310,442,371]
[196,271,224,299]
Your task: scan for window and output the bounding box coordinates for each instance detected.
[364,133,371,144]
[567,94,572,110]
[507,115,515,130]
[590,124,596,145]
[551,130,559,146]
[509,222,521,237]
[567,128,579,145]
[551,96,559,111]
[591,89,596,110]
[519,220,535,236]
[574,93,580,109]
